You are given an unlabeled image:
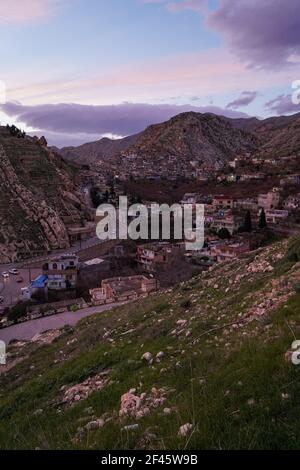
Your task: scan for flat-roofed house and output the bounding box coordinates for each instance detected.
[43,254,78,290]
[89,275,159,305]
[212,195,234,211]
[211,241,250,263]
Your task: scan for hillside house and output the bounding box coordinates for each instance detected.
[211,210,237,235]
[212,196,234,211]
[258,188,281,210]
[67,222,95,245]
[234,198,258,211]
[90,275,159,305]
[211,240,250,263]
[43,254,78,290]
[136,242,182,273]
[265,209,289,225]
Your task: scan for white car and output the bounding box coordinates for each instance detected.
[9,268,19,275]
[2,272,9,279]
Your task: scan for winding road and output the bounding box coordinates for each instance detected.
[0,301,125,345]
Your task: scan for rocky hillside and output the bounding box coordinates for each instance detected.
[252,113,300,160]
[59,134,140,166]
[127,112,258,167]
[1,236,300,449]
[231,112,300,160]
[59,111,300,171]
[0,127,87,263]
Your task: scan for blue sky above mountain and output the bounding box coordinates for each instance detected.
[0,0,300,145]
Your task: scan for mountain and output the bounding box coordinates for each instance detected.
[59,112,300,173]
[252,113,300,160]
[1,235,300,449]
[128,112,259,164]
[59,133,140,166]
[0,126,88,263]
[58,112,259,170]
[231,112,300,159]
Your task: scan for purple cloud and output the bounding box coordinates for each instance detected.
[154,0,300,69]
[265,94,300,115]
[226,91,258,110]
[1,101,249,146]
[207,0,300,68]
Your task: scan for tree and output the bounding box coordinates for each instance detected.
[218,227,231,240]
[90,187,103,208]
[259,208,267,229]
[243,210,252,232]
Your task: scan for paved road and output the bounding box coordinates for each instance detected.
[0,302,125,345]
[0,268,41,310]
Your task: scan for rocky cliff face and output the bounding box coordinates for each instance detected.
[0,127,87,262]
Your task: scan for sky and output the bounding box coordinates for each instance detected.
[1,0,300,146]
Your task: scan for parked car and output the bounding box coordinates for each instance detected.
[9,268,19,275]
[0,296,4,303]
[2,272,9,279]
[16,276,24,283]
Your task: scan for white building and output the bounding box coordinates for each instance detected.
[43,254,78,290]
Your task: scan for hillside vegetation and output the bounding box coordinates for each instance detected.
[1,238,300,450]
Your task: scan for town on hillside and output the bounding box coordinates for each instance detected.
[1,129,300,329]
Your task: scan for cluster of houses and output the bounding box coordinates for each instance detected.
[22,254,79,300]
[180,185,297,236]
[85,148,300,186]
[16,157,300,314]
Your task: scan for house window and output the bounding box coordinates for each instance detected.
[53,263,57,270]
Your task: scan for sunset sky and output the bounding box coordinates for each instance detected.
[1,0,300,145]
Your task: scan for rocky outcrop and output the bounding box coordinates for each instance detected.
[0,127,88,262]
[129,112,258,165]
[0,146,70,262]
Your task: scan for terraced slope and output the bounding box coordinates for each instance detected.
[0,127,87,262]
[1,238,300,449]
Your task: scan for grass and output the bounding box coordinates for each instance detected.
[1,241,300,450]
